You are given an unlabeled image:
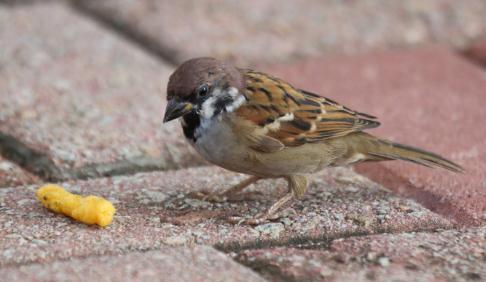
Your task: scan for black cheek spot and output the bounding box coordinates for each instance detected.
[215,96,233,110]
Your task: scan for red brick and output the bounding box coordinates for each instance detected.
[262,46,486,226]
[0,3,201,180]
[237,228,486,281]
[75,0,486,65]
[0,246,265,282]
[0,166,450,266]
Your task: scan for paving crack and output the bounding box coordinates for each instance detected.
[215,225,453,254]
[0,132,65,181]
[0,132,204,182]
[69,0,181,66]
[69,156,203,180]
[225,226,456,282]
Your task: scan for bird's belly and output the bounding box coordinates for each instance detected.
[189,120,338,177]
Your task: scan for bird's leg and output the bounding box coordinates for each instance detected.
[229,175,308,225]
[190,175,262,202]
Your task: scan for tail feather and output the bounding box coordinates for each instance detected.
[345,132,464,173]
[367,138,464,173]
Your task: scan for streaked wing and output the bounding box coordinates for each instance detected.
[235,70,380,150]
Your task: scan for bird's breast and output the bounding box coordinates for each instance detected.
[181,115,251,172]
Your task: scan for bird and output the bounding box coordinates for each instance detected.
[163,57,463,225]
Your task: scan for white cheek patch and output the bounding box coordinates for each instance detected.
[212,87,223,97]
[225,94,246,112]
[200,96,217,119]
[227,87,239,98]
[199,87,246,119]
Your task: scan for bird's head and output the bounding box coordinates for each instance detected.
[163,57,245,122]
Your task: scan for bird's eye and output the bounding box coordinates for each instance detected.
[197,84,209,97]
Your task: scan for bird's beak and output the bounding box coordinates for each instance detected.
[163,99,194,122]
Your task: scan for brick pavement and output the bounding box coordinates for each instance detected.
[1,1,484,281]
[75,0,486,65]
[0,3,202,181]
[0,246,265,282]
[236,228,486,281]
[262,46,486,226]
[0,166,451,266]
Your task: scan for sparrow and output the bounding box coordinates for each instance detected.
[163,57,463,225]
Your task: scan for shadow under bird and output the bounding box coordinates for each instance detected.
[163,57,463,225]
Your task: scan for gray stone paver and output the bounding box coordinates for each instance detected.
[75,0,486,65]
[0,166,451,266]
[236,227,486,282]
[0,246,266,282]
[0,3,201,181]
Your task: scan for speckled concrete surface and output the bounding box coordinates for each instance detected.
[0,246,265,282]
[0,3,201,179]
[75,0,486,65]
[0,156,39,187]
[236,228,486,281]
[262,46,486,226]
[0,166,451,266]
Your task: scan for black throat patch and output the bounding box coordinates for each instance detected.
[182,111,200,142]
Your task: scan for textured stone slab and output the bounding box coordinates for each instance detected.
[263,46,486,226]
[236,228,486,282]
[0,166,451,266]
[75,0,486,65]
[0,246,265,282]
[0,155,38,187]
[0,3,201,181]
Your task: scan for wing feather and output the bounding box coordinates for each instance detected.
[235,70,380,150]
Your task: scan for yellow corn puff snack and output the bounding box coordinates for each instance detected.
[36,184,116,227]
